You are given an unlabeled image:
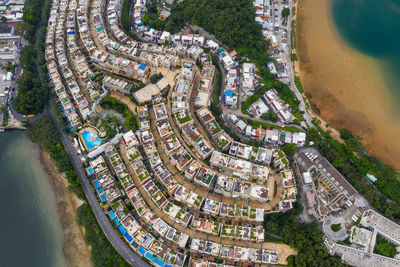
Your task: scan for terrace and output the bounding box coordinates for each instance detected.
[170,148,192,171]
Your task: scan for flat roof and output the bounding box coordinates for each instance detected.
[134,84,160,103]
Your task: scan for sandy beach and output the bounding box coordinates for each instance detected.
[40,150,93,267]
[297,0,400,170]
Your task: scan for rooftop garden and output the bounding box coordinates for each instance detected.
[176,112,191,124]
[374,235,397,258]
[194,195,203,207]
[216,136,229,148]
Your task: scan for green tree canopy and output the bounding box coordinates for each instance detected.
[282,7,290,18]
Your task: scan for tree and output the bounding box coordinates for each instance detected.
[330,223,342,232]
[339,128,353,140]
[264,199,345,266]
[261,112,278,122]
[282,143,298,158]
[282,7,290,18]
[1,16,7,23]
[13,46,47,115]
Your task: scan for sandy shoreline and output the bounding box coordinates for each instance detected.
[40,150,93,267]
[296,0,400,170]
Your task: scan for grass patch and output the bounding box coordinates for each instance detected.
[291,19,297,50]
[294,75,304,94]
[177,114,191,124]
[247,119,302,132]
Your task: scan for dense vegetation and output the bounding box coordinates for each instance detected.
[282,7,290,18]
[1,106,8,126]
[247,119,302,133]
[261,112,278,122]
[307,123,400,223]
[139,0,304,123]
[78,204,130,266]
[22,0,49,43]
[374,235,397,258]
[282,143,298,158]
[242,67,303,124]
[49,98,69,133]
[100,96,138,131]
[13,46,47,114]
[150,72,163,84]
[121,0,142,41]
[152,0,269,64]
[264,200,345,266]
[14,0,51,115]
[26,117,129,266]
[26,117,81,193]
[330,223,342,232]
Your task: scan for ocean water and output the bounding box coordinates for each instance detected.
[332,0,400,110]
[0,131,68,267]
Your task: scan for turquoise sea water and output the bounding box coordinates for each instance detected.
[0,131,68,267]
[332,0,400,108]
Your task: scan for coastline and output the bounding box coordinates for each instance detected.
[296,0,400,170]
[39,149,93,267]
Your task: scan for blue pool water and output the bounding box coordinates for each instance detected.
[123,233,133,243]
[93,180,100,189]
[81,130,102,151]
[100,195,107,202]
[154,258,164,266]
[145,252,155,261]
[138,246,146,255]
[118,225,127,235]
[88,168,94,175]
[113,218,120,226]
[108,210,116,219]
[96,187,104,194]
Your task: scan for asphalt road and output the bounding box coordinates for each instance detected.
[48,106,149,267]
[284,0,313,128]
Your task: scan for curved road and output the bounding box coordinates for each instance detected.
[48,105,148,267]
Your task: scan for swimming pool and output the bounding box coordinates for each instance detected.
[108,211,116,219]
[145,252,155,261]
[118,225,127,235]
[93,180,100,189]
[100,194,107,202]
[80,130,103,151]
[88,168,94,175]
[154,258,164,266]
[138,246,146,255]
[123,233,133,243]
